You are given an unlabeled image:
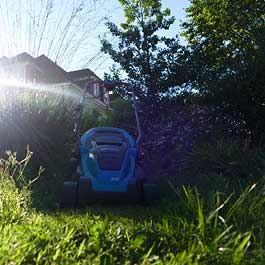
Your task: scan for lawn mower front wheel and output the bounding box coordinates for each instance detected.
[60,181,78,208]
[135,165,160,204]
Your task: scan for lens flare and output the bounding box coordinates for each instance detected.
[0,77,84,102]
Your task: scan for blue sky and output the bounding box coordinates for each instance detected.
[0,0,190,78]
[102,0,190,36]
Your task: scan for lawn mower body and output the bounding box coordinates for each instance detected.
[80,127,137,193]
[60,81,158,207]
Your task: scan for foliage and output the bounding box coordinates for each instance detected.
[101,0,189,103]
[81,109,103,133]
[182,0,265,144]
[182,138,265,191]
[0,149,37,226]
[140,102,248,177]
[2,169,265,263]
[80,98,136,137]
[0,87,76,173]
[103,97,136,134]
[182,0,264,73]
[0,86,80,209]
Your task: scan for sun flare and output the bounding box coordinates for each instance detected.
[0,77,29,88]
[0,76,86,104]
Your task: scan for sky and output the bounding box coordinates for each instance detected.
[0,0,190,78]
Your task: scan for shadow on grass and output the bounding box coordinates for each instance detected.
[31,176,188,222]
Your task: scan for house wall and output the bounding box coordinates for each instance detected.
[46,82,107,113]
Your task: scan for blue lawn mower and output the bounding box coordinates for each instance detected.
[60,81,158,207]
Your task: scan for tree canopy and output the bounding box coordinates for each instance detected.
[101,0,190,103]
[102,0,265,143]
[182,0,265,141]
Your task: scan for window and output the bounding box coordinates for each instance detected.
[93,83,100,97]
[103,87,109,104]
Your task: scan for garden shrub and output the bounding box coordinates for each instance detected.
[184,138,265,189]
[0,88,77,174]
[103,97,136,134]
[140,101,249,178]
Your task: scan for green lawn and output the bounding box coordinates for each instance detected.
[1,182,265,264]
[1,152,265,264]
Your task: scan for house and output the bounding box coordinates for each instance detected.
[0,52,109,111]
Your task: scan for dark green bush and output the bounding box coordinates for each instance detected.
[0,88,76,173]
[103,97,136,134]
[182,138,265,191]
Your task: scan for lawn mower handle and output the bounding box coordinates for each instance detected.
[73,80,143,151]
[130,84,143,147]
[102,81,142,148]
[73,82,89,139]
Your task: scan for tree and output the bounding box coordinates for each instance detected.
[101,0,189,103]
[182,0,265,143]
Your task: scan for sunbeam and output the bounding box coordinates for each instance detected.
[0,77,84,102]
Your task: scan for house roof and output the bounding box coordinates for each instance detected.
[67,68,101,81]
[34,55,70,83]
[0,56,9,65]
[9,52,35,63]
